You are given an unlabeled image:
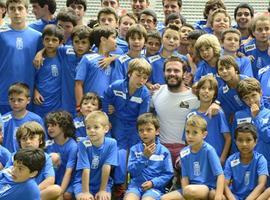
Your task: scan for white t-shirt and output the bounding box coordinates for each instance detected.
[152,85,199,144]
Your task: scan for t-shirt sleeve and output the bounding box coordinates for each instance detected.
[257,155,269,176]
[66,141,78,169]
[224,157,232,180]
[75,56,89,82]
[76,141,90,170]
[208,147,223,176]
[104,139,118,166]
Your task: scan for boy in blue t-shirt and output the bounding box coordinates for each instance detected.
[0,0,42,114]
[75,25,117,105]
[74,111,118,200]
[161,115,225,200]
[224,123,268,200]
[5,121,61,200]
[233,78,270,185]
[2,83,43,153]
[33,24,64,118]
[241,14,270,79]
[125,113,174,200]
[111,24,147,83]
[0,148,45,200]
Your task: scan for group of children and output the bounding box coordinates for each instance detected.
[1,0,270,199]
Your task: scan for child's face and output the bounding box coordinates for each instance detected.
[99,13,117,29]
[85,118,108,144]
[131,0,149,16]
[253,19,270,43]
[145,37,161,56]
[138,123,158,146]
[235,8,252,29]
[212,13,230,34]
[179,26,193,45]
[80,100,99,117]
[128,33,145,52]
[198,80,215,103]
[47,123,63,139]
[242,91,262,108]
[199,45,215,62]
[162,29,180,52]
[139,14,156,32]
[69,3,85,21]
[102,0,119,10]
[163,0,181,18]
[167,19,182,29]
[0,6,6,20]
[20,134,42,149]
[217,64,237,83]
[222,32,240,53]
[43,35,61,55]
[57,20,74,41]
[103,33,117,52]
[185,125,206,150]
[7,2,27,25]
[11,161,37,183]
[118,16,136,38]
[236,131,256,155]
[73,36,90,57]
[9,93,30,113]
[31,3,46,20]
[128,70,148,89]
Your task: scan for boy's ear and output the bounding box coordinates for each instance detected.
[203,131,207,139]
[155,128,160,136]
[100,36,106,43]
[104,124,110,132]
[29,170,38,178]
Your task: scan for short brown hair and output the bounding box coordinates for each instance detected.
[71,25,92,41]
[137,113,160,130]
[79,92,102,110]
[8,82,30,98]
[97,7,118,23]
[217,55,240,75]
[57,7,78,26]
[237,78,261,99]
[221,28,241,44]
[119,13,137,25]
[195,75,218,102]
[210,8,231,27]
[126,24,147,43]
[186,115,207,132]
[16,121,46,148]
[127,58,152,76]
[235,123,257,140]
[203,0,226,19]
[163,55,186,72]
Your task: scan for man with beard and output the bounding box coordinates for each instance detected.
[151,56,199,166]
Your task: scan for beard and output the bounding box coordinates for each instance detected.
[165,76,182,89]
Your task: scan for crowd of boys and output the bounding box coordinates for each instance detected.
[1,0,270,199]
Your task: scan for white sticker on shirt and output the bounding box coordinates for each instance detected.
[149,154,165,161]
[230,158,240,167]
[130,96,143,104]
[237,117,252,125]
[180,148,190,158]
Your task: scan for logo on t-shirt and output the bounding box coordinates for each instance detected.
[0,184,11,194]
[179,101,189,109]
[244,171,250,185]
[16,37,23,50]
[91,155,100,169]
[193,161,200,176]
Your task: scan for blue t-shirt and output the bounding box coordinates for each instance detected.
[185,110,230,157]
[73,116,87,142]
[58,45,82,117]
[5,152,54,185]
[217,75,248,124]
[194,60,224,86]
[0,146,10,168]
[103,78,150,122]
[1,111,44,153]
[116,37,128,54]
[241,38,270,78]
[75,53,113,97]
[128,139,174,192]
[258,65,270,109]
[235,56,253,77]
[0,171,40,200]
[233,105,270,168]
[45,138,78,186]
[33,56,62,118]
[180,142,223,188]
[0,25,42,106]
[29,18,57,33]
[224,151,268,199]
[74,137,118,195]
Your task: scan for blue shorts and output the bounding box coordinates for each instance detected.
[126,187,162,199]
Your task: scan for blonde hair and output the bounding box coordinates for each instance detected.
[85,111,109,127]
[195,34,221,60]
[210,8,231,27]
[127,58,152,76]
[186,115,207,132]
[251,14,270,33]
